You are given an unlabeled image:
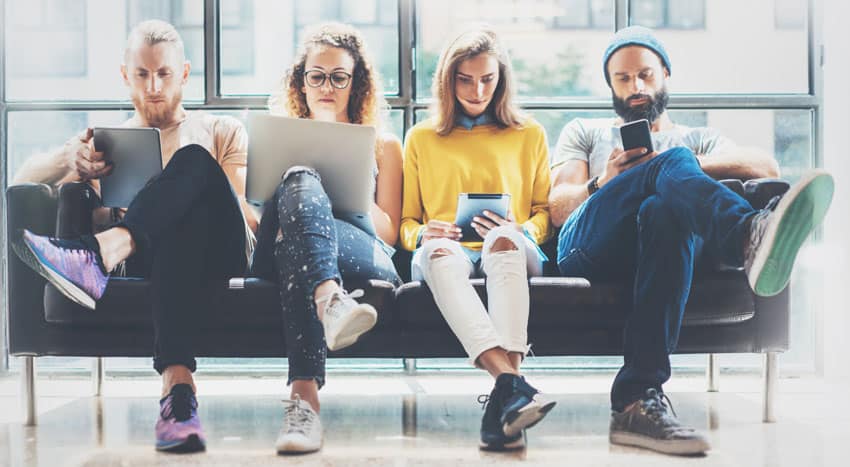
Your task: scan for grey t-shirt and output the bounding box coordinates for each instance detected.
[552,118,737,178]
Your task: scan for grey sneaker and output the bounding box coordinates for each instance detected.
[744,170,834,297]
[275,395,323,454]
[319,288,377,351]
[610,389,710,455]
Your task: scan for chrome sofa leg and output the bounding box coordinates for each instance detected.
[402,394,417,437]
[763,351,778,423]
[22,356,36,426]
[93,357,104,397]
[707,354,720,392]
[404,358,416,375]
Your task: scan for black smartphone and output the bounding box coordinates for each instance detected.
[618,119,653,160]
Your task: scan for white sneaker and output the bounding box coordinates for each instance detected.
[275,395,323,454]
[319,288,377,351]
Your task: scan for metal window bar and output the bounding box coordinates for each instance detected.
[0,0,826,376]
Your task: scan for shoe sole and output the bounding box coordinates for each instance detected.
[502,398,557,437]
[156,434,206,453]
[326,304,378,351]
[748,171,834,297]
[479,431,526,451]
[610,431,709,455]
[276,441,322,455]
[15,230,97,310]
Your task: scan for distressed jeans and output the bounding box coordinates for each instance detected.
[252,167,400,389]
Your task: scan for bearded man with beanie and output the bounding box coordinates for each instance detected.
[548,26,834,455]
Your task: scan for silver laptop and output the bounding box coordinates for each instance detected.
[246,114,377,235]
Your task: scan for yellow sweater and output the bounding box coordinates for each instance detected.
[401,117,552,252]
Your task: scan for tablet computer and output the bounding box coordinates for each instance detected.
[93,127,162,208]
[454,193,511,242]
[246,114,378,235]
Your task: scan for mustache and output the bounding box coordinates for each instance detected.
[626,94,652,104]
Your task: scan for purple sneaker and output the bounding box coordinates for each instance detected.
[14,229,109,310]
[155,384,206,453]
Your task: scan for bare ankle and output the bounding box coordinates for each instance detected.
[161,365,195,398]
[94,227,135,271]
[313,280,340,321]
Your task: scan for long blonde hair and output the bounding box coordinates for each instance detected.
[430,27,524,136]
[269,22,386,130]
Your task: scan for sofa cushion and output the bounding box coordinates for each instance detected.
[44,278,397,331]
[395,272,755,330]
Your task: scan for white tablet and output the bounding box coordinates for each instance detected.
[93,127,162,208]
[454,193,511,242]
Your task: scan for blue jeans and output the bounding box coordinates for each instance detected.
[252,168,401,389]
[556,147,756,411]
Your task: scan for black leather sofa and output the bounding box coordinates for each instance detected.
[4,178,791,425]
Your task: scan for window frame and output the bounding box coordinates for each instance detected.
[0,0,825,375]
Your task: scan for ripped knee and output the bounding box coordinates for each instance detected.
[429,247,454,260]
[488,236,519,253]
[281,165,320,184]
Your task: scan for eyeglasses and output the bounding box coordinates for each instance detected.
[303,69,352,89]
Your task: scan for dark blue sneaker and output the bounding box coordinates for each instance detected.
[155,384,206,453]
[497,373,556,437]
[479,386,524,451]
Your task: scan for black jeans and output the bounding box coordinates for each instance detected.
[252,167,400,389]
[120,144,247,374]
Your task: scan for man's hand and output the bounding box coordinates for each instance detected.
[421,219,462,243]
[471,210,522,239]
[65,128,112,181]
[598,146,657,187]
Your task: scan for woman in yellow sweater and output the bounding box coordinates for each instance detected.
[401,28,555,450]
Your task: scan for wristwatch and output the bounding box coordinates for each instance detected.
[587,176,600,195]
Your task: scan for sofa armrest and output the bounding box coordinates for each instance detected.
[743,178,790,210]
[5,184,59,356]
[56,182,100,237]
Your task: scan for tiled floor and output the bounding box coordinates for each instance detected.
[0,370,848,466]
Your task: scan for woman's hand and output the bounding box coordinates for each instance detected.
[421,219,462,243]
[470,210,522,239]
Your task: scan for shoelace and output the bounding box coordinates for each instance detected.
[319,288,365,318]
[746,195,783,260]
[282,395,315,436]
[162,392,196,422]
[48,238,107,274]
[477,394,491,410]
[640,390,695,435]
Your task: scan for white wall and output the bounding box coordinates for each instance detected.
[821,0,850,382]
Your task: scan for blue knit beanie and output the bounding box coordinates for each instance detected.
[603,26,671,87]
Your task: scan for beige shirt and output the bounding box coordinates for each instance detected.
[95,111,255,259]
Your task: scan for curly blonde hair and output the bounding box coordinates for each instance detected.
[269,22,386,130]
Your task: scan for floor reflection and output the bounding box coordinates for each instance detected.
[1,375,848,466]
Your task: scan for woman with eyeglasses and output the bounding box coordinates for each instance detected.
[400,27,554,451]
[251,22,402,454]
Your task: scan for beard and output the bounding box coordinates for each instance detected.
[132,90,183,128]
[612,87,669,124]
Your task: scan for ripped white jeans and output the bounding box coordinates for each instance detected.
[411,225,543,366]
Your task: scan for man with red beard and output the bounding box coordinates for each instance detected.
[548,26,833,455]
[12,20,258,453]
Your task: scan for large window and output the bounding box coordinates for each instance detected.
[218,0,400,96]
[1,0,822,374]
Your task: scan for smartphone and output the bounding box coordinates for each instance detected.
[618,119,653,160]
[454,193,511,242]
